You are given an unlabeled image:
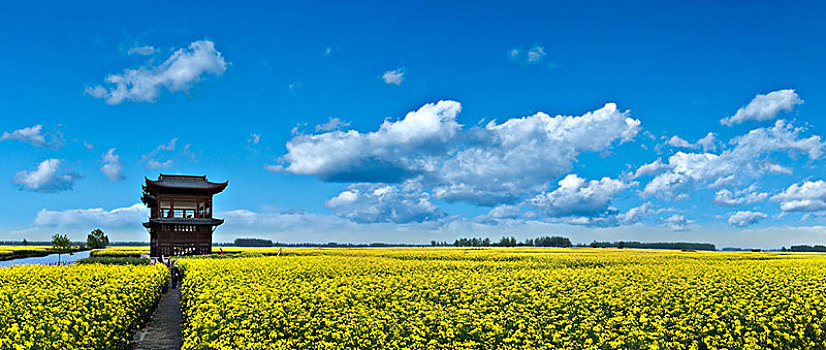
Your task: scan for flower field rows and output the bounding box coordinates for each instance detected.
[0,263,169,350]
[177,248,826,350]
[89,246,270,258]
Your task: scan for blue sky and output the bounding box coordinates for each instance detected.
[2,1,826,248]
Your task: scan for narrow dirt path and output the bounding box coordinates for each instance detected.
[133,279,184,350]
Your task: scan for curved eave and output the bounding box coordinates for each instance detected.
[144,218,225,227]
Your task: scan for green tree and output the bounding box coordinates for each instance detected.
[86,228,110,249]
[21,238,28,246]
[51,234,72,263]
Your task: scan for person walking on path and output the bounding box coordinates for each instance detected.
[170,264,181,289]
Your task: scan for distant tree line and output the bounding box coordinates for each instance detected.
[785,245,826,252]
[234,238,274,247]
[449,236,573,247]
[444,237,715,251]
[586,241,716,251]
[1,228,110,250]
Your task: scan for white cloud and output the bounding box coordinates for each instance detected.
[315,117,350,132]
[142,138,177,169]
[713,186,768,206]
[34,203,148,228]
[248,133,261,145]
[721,89,803,126]
[526,174,630,219]
[325,183,445,224]
[435,102,640,204]
[614,202,660,226]
[560,202,664,227]
[126,45,157,56]
[1,125,46,146]
[633,159,667,179]
[667,136,693,148]
[527,45,546,63]
[508,44,547,64]
[728,211,768,227]
[1,124,62,148]
[14,159,79,193]
[760,163,793,175]
[643,120,824,200]
[696,132,717,152]
[664,214,691,231]
[277,101,640,206]
[666,133,717,152]
[87,40,228,104]
[275,100,462,182]
[146,159,173,169]
[771,180,826,212]
[382,68,404,85]
[476,204,523,223]
[100,148,124,182]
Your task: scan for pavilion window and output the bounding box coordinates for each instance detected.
[160,199,173,218]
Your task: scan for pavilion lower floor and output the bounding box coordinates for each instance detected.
[149,228,212,257]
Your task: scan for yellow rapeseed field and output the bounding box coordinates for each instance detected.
[90,247,149,257]
[90,246,266,257]
[0,263,169,350]
[177,248,826,350]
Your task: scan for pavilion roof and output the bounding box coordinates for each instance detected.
[144,174,227,193]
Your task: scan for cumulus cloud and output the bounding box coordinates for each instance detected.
[86,40,228,104]
[664,214,691,231]
[713,186,768,206]
[1,125,62,148]
[274,100,462,182]
[276,101,641,206]
[720,89,803,126]
[666,132,717,152]
[526,174,630,219]
[633,159,667,179]
[1,125,46,146]
[14,159,79,193]
[667,136,693,148]
[476,204,524,223]
[34,203,148,228]
[435,102,639,204]
[100,148,124,182]
[643,120,824,200]
[613,202,660,226]
[771,180,826,212]
[326,183,445,224]
[382,68,404,85]
[728,211,768,227]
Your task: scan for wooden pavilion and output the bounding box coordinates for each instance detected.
[141,174,227,257]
